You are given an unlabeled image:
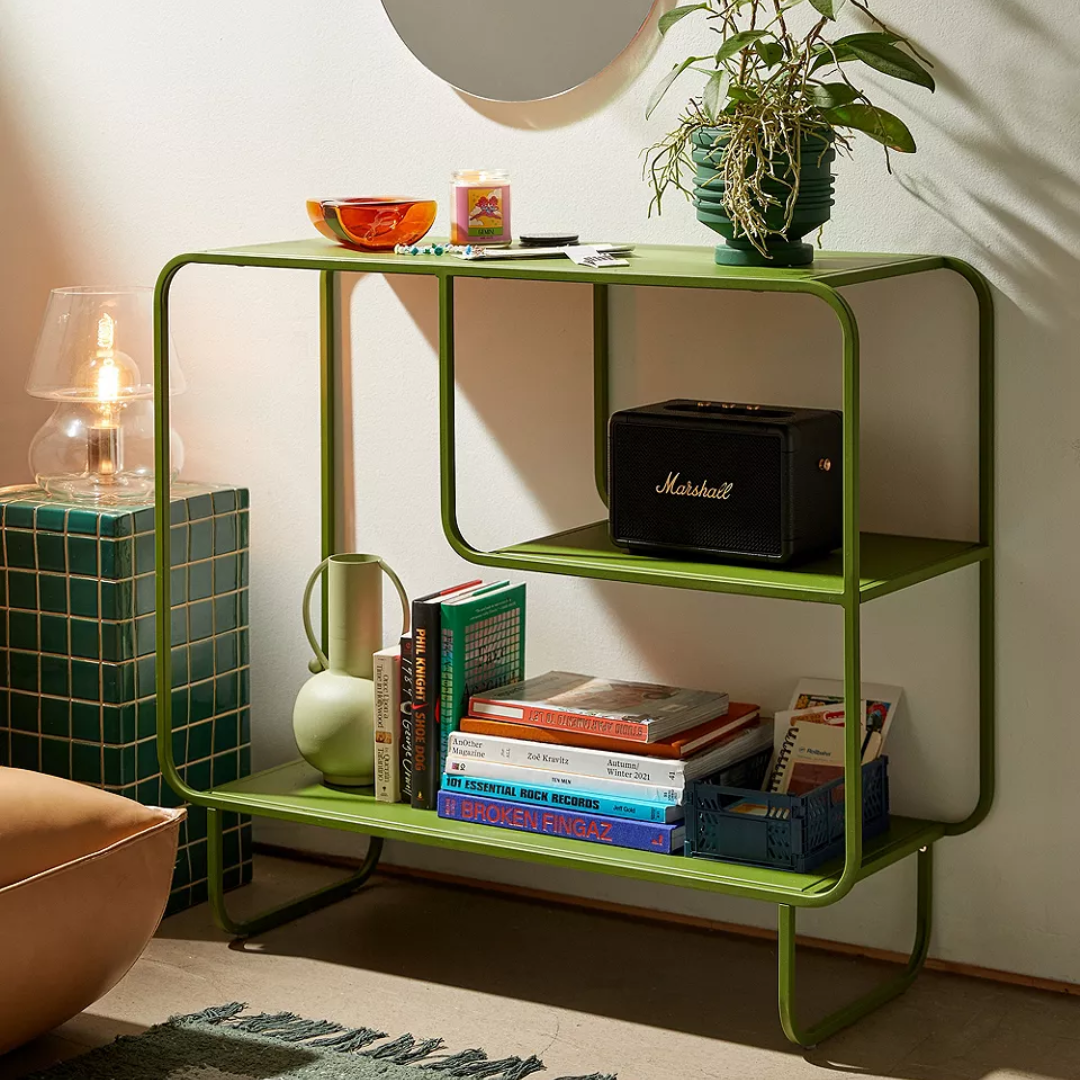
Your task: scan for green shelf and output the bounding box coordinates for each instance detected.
[211,759,944,907]
[463,522,988,603]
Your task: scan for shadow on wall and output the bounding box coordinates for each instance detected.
[0,93,67,482]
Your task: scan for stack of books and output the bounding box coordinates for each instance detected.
[436,671,773,854]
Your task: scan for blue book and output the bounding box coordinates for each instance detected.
[441,772,683,824]
[437,790,684,855]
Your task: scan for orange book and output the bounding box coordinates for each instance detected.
[459,702,760,760]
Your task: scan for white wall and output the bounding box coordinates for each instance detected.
[1,1,1078,983]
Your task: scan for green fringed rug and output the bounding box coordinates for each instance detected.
[26,1003,616,1080]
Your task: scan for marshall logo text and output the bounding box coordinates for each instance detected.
[655,471,734,500]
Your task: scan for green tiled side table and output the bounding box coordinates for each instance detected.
[0,482,253,914]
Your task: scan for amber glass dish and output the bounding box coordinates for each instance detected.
[307,198,437,251]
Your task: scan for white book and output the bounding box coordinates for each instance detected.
[444,754,682,805]
[447,719,772,786]
[374,645,401,803]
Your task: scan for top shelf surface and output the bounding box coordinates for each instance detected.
[193,239,949,290]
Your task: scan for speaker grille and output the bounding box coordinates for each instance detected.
[610,423,783,557]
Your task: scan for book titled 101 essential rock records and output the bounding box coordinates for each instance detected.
[469,671,729,743]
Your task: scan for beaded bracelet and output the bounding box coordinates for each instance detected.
[393,242,472,257]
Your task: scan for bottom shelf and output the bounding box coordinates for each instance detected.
[209,760,944,907]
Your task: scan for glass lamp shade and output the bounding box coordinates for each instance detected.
[26,287,186,504]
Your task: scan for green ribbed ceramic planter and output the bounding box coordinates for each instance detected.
[691,128,836,267]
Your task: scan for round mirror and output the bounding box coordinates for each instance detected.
[382,0,660,103]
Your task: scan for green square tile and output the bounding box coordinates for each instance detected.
[67,509,101,535]
[71,659,100,701]
[35,505,67,533]
[170,499,188,525]
[103,512,133,538]
[187,758,211,791]
[188,494,213,521]
[101,621,134,663]
[239,708,250,746]
[72,701,101,741]
[102,662,135,704]
[41,653,70,697]
[71,618,101,660]
[10,691,38,732]
[10,571,38,610]
[38,573,65,613]
[0,573,6,606]
[212,490,237,514]
[100,538,133,580]
[214,595,238,634]
[237,489,250,510]
[239,667,250,708]
[67,535,98,576]
[10,651,38,693]
[69,576,99,618]
[136,776,161,804]
[137,697,156,739]
[9,610,38,651]
[101,579,133,620]
[0,731,8,768]
[212,752,238,787]
[215,672,238,713]
[6,530,36,569]
[214,514,237,554]
[188,561,212,601]
[41,736,71,779]
[41,697,71,738]
[135,615,155,657]
[190,679,214,725]
[36,532,66,573]
[188,719,213,760]
[11,732,38,770]
[214,712,238,753]
[0,616,6,649]
[135,532,155,576]
[136,655,155,699]
[238,510,250,551]
[170,645,189,688]
[171,566,187,604]
[239,590,249,626]
[137,737,159,779]
[72,742,102,784]
[40,613,68,655]
[189,519,212,562]
[189,601,213,641]
[189,639,214,682]
[170,524,189,564]
[135,574,155,616]
[5,505,35,529]
[103,746,124,785]
[120,703,137,742]
[213,555,238,595]
[133,506,154,533]
[102,704,121,743]
[239,744,251,776]
[171,725,186,765]
[171,606,187,646]
[214,632,238,675]
[171,687,190,728]
[189,838,208,880]
[0,648,8,687]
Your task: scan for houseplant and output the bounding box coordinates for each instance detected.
[644,0,935,266]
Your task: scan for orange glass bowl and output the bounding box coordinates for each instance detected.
[307,198,437,251]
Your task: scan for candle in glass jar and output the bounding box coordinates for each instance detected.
[450,169,511,246]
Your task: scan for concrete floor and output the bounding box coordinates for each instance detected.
[5,855,1080,1080]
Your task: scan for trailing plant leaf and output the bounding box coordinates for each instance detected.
[659,4,711,35]
[755,41,785,67]
[808,32,901,74]
[823,103,916,151]
[646,56,708,119]
[805,83,859,108]
[808,0,847,19]
[846,39,935,90]
[702,69,731,121]
[716,30,770,62]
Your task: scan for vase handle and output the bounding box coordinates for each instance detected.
[302,555,411,673]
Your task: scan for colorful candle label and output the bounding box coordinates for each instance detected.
[466,188,505,238]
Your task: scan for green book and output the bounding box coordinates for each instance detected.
[440,581,525,775]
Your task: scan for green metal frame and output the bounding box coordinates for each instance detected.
[152,240,994,1043]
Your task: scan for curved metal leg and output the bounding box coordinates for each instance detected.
[778,844,933,1047]
[207,808,384,939]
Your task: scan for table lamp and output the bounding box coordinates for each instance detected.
[26,286,185,503]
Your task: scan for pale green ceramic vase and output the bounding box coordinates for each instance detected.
[292,554,409,787]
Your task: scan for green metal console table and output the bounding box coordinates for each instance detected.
[153,239,994,1047]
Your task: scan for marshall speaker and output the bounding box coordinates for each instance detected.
[608,400,842,565]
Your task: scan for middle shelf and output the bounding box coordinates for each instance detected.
[450,521,988,604]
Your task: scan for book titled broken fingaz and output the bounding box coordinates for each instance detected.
[437,790,684,854]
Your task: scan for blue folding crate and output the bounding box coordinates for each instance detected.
[685,757,890,873]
